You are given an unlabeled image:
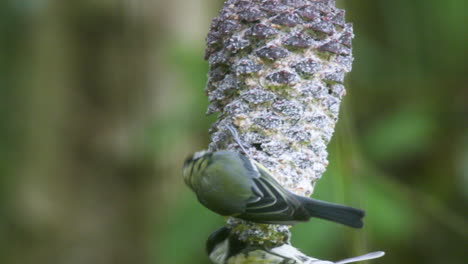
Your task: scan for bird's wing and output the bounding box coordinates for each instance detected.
[334,251,385,264]
[245,177,290,215]
[241,160,301,222]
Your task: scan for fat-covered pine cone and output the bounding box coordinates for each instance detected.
[205,0,353,197]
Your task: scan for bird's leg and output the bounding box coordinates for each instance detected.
[226,124,251,158]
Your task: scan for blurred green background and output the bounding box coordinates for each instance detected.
[0,0,466,264]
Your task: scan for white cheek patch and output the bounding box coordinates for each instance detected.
[209,239,229,264]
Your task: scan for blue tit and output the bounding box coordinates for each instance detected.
[206,227,385,264]
[183,150,365,228]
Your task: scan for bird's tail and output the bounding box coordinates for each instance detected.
[295,196,365,228]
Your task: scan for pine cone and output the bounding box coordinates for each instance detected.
[205,0,354,197]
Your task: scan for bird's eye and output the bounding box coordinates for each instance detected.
[183,156,194,168]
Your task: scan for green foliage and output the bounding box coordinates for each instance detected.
[155,192,222,264]
[363,107,437,162]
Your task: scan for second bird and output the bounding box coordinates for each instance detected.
[183,150,365,228]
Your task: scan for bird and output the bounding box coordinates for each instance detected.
[183,148,365,228]
[206,226,385,264]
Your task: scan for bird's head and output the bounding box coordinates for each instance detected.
[183,150,210,187]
